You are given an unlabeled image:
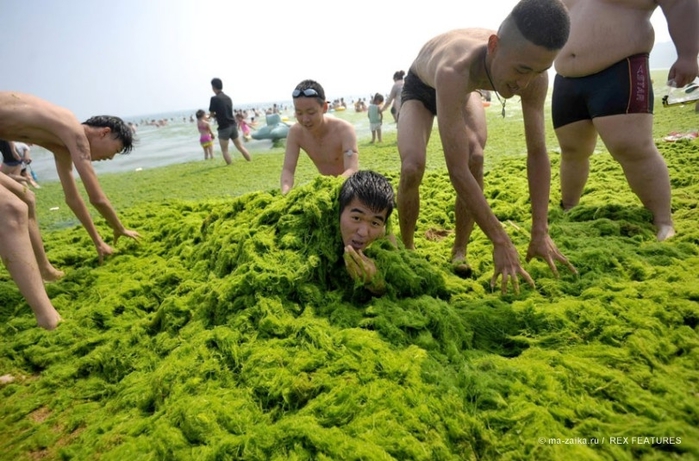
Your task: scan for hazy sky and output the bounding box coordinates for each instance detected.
[1,0,673,119]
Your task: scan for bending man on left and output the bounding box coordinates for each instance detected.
[0,91,140,330]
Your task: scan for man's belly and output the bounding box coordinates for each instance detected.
[555,4,655,77]
[556,45,652,77]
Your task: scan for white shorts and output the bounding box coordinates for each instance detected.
[370,122,382,131]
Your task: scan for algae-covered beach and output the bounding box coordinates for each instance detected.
[1,80,699,460]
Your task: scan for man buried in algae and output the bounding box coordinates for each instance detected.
[331,170,448,299]
[202,170,447,306]
[339,170,395,296]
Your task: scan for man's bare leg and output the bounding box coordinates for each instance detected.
[595,114,674,240]
[232,138,251,161]
[451,95,487,277]
[26,193,64,281]
[218,138,232,165]
[396,101,434,250]
[452,163,483,276]
[452,196,475,276]
[555,119,598,210]
[0,186,61,330]
[0,174,63,281]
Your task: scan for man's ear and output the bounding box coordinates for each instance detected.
[487,34,499,54]
[99,127,112,138]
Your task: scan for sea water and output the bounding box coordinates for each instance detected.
[26,100,395,183]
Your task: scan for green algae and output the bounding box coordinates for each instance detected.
[1,94,699,460]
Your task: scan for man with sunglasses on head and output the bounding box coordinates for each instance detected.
[0,91,140,330]
[280,80,359,195]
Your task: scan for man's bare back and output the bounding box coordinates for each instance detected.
[410,29,494,92]
[0,91,139,261]
[0,92,89,161]
[556,0,658,76]
[409,28,555,104]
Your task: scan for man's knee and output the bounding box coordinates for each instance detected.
[0,197,29,230]
[560,144,594,163]
[400,155,426,186]
[468,152,484,174]
[606,137,657,164]
[556,122,598,160]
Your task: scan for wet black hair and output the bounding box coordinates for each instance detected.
[393,70,405,81]
[82,115,134,154]
[339,170,395,220]
[508,0,570,50]
[196,109,206,119]
[292,79,326,105]
[211,78,223,90]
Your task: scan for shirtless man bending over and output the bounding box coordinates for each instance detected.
[397,0,576,294]
[280,80,359,194]
[0,91,140,329]
[553,0,699,241]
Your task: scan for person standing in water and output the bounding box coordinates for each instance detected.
[208,78,252,164]
[383,70,405,123]
[196,109,215,160]
[368,93,384,143]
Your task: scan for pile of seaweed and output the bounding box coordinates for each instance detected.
[1,138,698,460]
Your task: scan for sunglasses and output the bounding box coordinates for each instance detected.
[292,88,320,98]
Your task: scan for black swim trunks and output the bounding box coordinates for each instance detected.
[217,124,240,141]
[0,140,21,166]
[552,53,653,129]
[402,69,437,116]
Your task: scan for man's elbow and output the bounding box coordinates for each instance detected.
[342,164,359,177]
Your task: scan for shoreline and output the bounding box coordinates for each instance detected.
[29,108,398,183]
